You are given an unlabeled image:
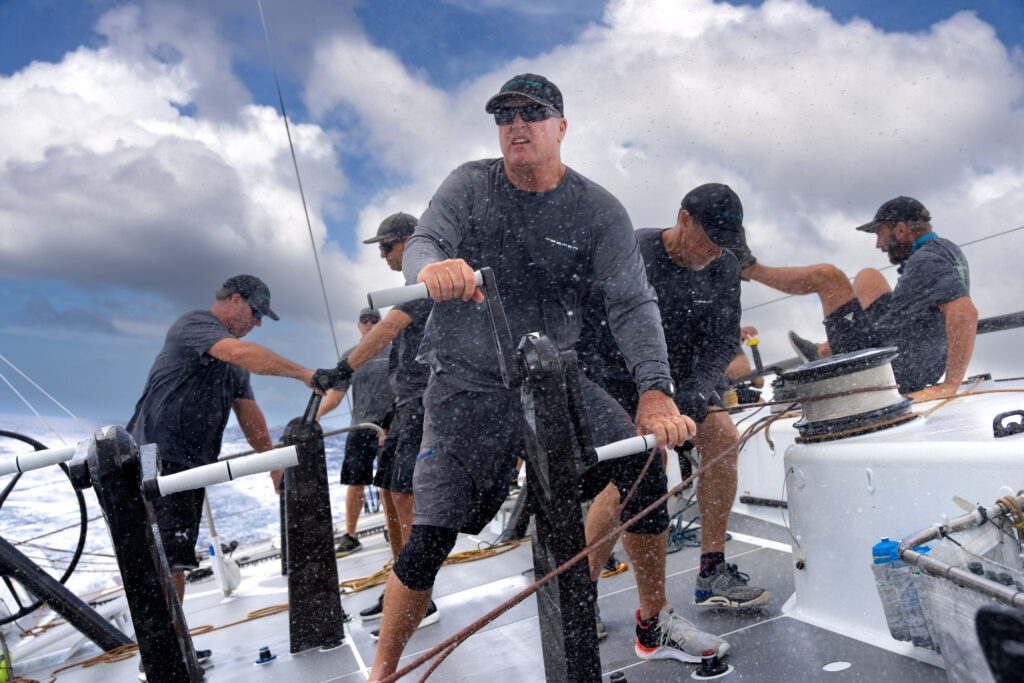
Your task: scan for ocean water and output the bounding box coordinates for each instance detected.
[0,413,354,599]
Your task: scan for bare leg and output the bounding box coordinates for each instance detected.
[345,484,365,536]
[391,491,415,547]
[585,483,621,580]
[692,411,739,555]
[852,268,892,309]
[622,530,669,620]
[368,573,433,680]
[380,490,403,559]
[743,262,854,318]
[172,570,185,603]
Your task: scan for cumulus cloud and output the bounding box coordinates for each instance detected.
[2,0,1023,398]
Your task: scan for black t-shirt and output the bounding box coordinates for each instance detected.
[127,310,253,466]
[876,234,971,390]
[578,228,742,422]
[390,299,432,404]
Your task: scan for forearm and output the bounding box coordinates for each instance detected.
[941,301,979,387]
[347,311,410,368]
[315,389,346,421]
[402,233,453,285]
[215,340,311,381]
[235,401,274,452]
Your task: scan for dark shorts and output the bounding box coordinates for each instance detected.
[373,398,424,494]
[150,460,205,572]
[340,428,379,486]
[823,293,892,355]
[413,375,668,535]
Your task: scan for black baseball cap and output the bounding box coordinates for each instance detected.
[680,183,749,252]
[222,274,279,321]
[855,196,931,232]
[363,212,418,244]
[359,307,381,322]
[485,74,563,116]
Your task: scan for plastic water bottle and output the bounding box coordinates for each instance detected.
[890,544,934,650]
[871,538,909,641]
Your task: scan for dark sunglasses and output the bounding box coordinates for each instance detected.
[493,104,561,126]
[247,303,263,321]
[379,238,405,255]
[359,315,380,325]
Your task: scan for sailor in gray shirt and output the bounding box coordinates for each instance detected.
[369,73,728,682]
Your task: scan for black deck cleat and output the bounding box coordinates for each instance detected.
[693,652,730,678]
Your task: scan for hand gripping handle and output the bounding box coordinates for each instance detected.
[367,271,484,309]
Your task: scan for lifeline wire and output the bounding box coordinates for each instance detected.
[254,0,340,359]
[0,369,65,445]
[743,224,1024,313]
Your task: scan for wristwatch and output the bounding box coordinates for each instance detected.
[644,379,676,398]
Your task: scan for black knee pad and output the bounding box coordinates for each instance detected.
[393,525,459,591]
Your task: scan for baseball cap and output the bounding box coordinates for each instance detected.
[359,307,381,323]
[485,74,563,116]
[222,275,279,321]
[680,183,749,252]
[362,212,418,244]
[855,196,931,232]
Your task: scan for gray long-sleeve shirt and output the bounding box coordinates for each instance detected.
[403,158,672,393]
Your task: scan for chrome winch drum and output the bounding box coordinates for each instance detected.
[779,347,916,440]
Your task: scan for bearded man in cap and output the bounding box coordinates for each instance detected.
[369,74,728,681]
[126,275,318,638]
[742,197,977,401]
[579,183,771,613]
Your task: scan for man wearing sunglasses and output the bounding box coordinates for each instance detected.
[368,75,728,681]
[127,274,318,657]
[318,211,441,636]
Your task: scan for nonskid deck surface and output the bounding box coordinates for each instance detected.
[17,513,943,682]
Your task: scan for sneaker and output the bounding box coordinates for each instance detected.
[370,600,438,640]
[595,602,608,641]
[634,605,729,663]
[335,533,362,557]
[695,562,771,608]
[601,552,628,578]
[360,591,385,621]
[788,331,819,363]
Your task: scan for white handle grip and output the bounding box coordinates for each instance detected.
[595,434,659,462]
[154,445,298,497]
[367,271,484,309]
[0,445,76,476]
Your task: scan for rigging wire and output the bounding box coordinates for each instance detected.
[0,369,66,445]
[254,0,340,359]
[0,352,92,435]
[743,223,1024,313]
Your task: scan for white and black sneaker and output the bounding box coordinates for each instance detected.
[635,606,728,663]
[695,562,771,608]
[369,600,439,640]
[360,591,385,621]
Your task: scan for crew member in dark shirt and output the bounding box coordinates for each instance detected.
[580,184,770,609]
[742,196,977,401]
[127,275,317,623]
[368,74,727,681]
[316,306,393,557]
[318,212,440,633]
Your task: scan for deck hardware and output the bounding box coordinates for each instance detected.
[992,410,1024,438]
[255,646,277,664]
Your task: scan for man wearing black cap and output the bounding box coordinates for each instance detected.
[316,212,440,632]
[579,183,771,611]
[316,306,394,558]
[368,75,728,681]
[742,197,977,400]
[126,275,318,633]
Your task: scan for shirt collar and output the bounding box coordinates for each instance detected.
[897,233,937,273]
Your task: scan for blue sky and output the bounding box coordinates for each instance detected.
[1,0,1022,433]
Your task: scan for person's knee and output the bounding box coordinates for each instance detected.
[853,268,891,307]
[392,525,458,591]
